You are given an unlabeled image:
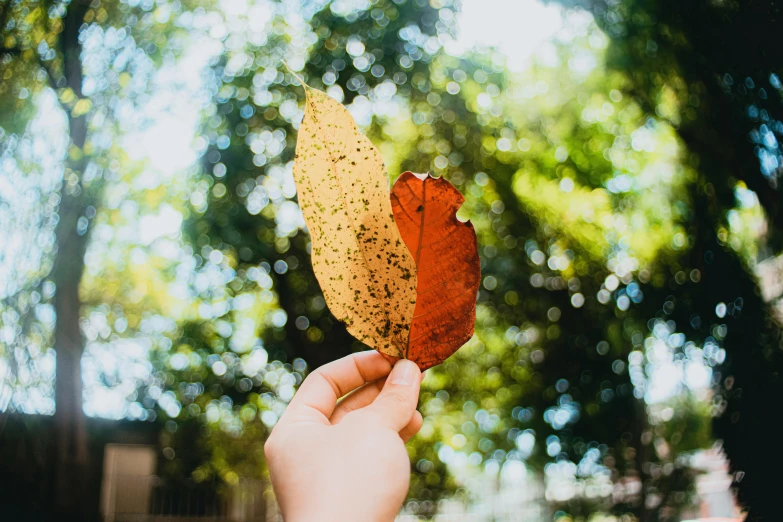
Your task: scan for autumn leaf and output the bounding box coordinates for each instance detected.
[292,85,418,358]
[391,172,481,370]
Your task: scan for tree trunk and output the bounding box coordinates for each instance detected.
[52,0,93,518]
[634,397,652,522]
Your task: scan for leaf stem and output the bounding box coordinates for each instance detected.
[282,60,309,90]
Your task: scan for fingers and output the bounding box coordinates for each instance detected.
[399,410,423,443]
[284,351,393,421]
[331,371,425,424]
[365,360,422,432]
[330,378,386,424]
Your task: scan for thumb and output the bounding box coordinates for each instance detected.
[365,359,422,432]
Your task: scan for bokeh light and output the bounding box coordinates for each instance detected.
[2,0,781,519]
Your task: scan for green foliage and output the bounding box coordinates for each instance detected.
[2,0,781,520]
[182,3,723,518]
[545,0,783,519]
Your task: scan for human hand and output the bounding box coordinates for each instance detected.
[264,351,424,522]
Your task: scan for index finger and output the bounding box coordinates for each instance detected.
[283,350,393,422]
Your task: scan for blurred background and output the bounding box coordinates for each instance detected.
[1,0,781,520]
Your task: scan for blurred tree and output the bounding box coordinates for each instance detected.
[2,0,778,520]
[545,0,783,519]
[2,0,97,514]
[180,1,716,520]
[391,40,713,519]
[1,0,202,517]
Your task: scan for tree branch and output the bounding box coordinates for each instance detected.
[38,56,61,92]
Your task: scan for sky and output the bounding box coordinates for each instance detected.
[457,0,564,70]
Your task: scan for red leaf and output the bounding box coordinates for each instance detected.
[390,172,481,369]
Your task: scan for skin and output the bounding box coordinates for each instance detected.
[265,351,424,522]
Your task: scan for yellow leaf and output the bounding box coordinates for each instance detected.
[293,86,417,358]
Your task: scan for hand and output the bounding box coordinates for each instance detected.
[264,351,424,522]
